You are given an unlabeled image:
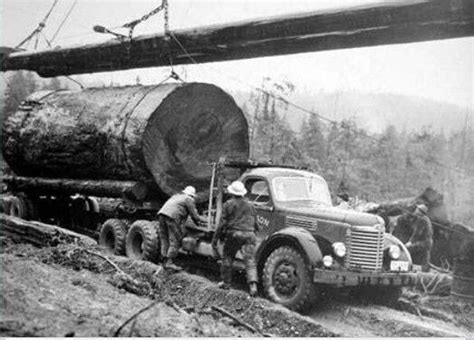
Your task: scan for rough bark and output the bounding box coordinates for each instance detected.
[2,0,473,77]
[0,213,96,247]
[3,176,148,201]
[2,83,249,199]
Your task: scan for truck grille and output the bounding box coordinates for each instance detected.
[346,225,384,272]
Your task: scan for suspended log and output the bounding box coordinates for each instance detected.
[2,83,249,199]
[3,176,148,201]
[0,213,96,247]
[2,0,473,77]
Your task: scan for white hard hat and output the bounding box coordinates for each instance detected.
[182,186,196,197]
[227,181,247,197]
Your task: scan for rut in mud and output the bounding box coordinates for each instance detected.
[1,237,473,337]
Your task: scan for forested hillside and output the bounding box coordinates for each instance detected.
[238,79,474,224]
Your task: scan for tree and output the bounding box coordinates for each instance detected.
[299,114,326,170]
[3,71,38,117]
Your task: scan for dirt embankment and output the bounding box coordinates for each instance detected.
[0,240,334,337]
[1,236,473,337]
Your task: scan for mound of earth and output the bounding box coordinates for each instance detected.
[1,233,473,337]
[0,240,334,337]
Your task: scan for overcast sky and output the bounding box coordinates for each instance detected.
[1,0,473,111]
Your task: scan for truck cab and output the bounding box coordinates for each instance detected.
[184,162,417,311]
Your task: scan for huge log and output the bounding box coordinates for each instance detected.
[2,0,473,77]
[2,83,249,199]
[3,176,148,201]
[0,213,96,247]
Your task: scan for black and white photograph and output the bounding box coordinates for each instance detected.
[1,0,473,337]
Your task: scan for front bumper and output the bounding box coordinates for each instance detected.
[313,268,417,287]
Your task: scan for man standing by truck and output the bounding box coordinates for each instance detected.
[212,181,259,296]
[158,186,207,271]
[405,204,433,272]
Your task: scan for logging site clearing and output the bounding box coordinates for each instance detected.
[1,229,473,337]
[1,0,474,337]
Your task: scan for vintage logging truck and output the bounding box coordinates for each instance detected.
[2,82,417,311]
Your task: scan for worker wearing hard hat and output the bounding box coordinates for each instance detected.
[158,186,207,271]
[405,204,433,272]
[212,181,259,296]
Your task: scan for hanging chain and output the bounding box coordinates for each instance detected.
[123,0,168,40]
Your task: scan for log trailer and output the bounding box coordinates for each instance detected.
[2,83,417,311]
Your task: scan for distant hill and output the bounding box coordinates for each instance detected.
[229,89,472,134]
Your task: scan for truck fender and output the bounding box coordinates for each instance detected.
[385,233,413,264]
[256,227,323,269]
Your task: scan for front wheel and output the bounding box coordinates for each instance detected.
[262,246,318,311]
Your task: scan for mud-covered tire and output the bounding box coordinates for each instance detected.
[9,197,28,219]
[262,246,318,312]
[23,197,38,220]
[99,219,127,255]
[125,220,159,262]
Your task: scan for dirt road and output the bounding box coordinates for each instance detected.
[1,238,473,337]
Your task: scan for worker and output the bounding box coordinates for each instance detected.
[405,204,433,272]
[212,181,259,296]
[157,186,207,271]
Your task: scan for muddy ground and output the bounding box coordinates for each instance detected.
[1,237,473,337]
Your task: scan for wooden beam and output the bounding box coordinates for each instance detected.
[2,0,473,77]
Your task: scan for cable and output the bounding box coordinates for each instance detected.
[51,0,78,43]
[168,32,473,177]
[16,0,59,49]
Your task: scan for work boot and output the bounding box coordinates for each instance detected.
[217,281,231,290]
[249,282,258,297]
[164,258,182,272]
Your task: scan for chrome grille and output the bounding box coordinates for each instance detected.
[346,225,384,272]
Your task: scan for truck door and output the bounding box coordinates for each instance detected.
[243,177,274,239]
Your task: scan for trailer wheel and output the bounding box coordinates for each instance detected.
[262,246,318,312]
[125,220,159,262]
[23,197,38,220]
[99,219,127,255]
[9,197,28,219]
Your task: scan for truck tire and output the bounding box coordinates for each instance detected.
[125,220,159,262]
[99,219,127,255]
[23,197,38,220]
[262,246,318,312]
[9,196,28,219]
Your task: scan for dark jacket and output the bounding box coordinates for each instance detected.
[158,193,206,225]
[218,197,258,234]
[407,214,433,251]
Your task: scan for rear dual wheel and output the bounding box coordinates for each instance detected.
[99,219,128,255]
[9,196,37,220]
[125,220,160,262]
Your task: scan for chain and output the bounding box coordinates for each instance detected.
[123,0,168,39]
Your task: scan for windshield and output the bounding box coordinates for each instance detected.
[272,176,332,205]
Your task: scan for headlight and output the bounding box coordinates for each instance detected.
[323,255,334,268]
[389,245,401,260]
[332,242,346,257]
